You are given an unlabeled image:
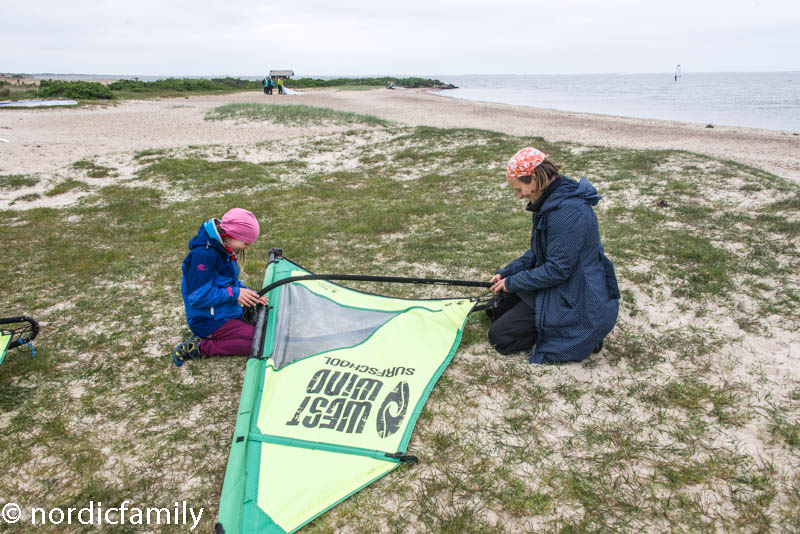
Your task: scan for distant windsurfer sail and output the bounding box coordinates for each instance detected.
[674,64,682,82]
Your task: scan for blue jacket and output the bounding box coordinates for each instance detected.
[498,177,620,364]
[180,219,248,337]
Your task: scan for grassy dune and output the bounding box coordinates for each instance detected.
[205,103,393,127]
[1,111,799,533]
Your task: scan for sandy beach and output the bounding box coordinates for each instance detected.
[1,88,799,189]
[2,86,799,532]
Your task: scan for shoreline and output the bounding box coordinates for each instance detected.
[1,88,798,186]
[431,88,800,135]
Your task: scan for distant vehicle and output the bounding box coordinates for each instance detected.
[674,64,682,82]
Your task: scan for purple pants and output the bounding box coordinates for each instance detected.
[200,318,254,356]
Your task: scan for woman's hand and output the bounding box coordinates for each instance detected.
[490,276,507,294]
[238,288,268,307]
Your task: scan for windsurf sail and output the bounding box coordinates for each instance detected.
[0,332,11,365]
[674,64,682,81]
[0,100,78,107]
[0,316,39,365]
[216,251,482,534]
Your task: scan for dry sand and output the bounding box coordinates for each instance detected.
[1,88,799,186]
[3,87,799,530]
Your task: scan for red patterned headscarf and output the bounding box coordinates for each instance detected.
[506,147,546,180]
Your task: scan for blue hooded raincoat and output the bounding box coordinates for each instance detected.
[498,177,620,363]
[180,219,249,338]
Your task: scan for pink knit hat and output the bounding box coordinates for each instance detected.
[506,147,546,180]
[219,208,260,244]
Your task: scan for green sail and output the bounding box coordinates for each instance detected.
[216,256,475,534]
[0,331,11,366]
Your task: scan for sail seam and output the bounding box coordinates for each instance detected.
[247,432,402,462]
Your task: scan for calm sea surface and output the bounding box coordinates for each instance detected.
[34,71,800,132]
[433,72,800,132]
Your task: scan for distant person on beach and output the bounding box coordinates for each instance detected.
[277,77,284,95]
[173,208,268,367]
[263,77,269,94]
[487,147,620,364]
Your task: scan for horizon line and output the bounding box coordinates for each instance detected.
[3,70,799,79]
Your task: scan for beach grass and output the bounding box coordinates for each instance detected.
[71,160,116,179]
[1,122,799,533]
[43,178,90,197]
[0,174,39,189]
[0,76,449,103]
[205,102,393,127]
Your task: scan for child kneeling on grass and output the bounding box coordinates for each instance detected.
[174,208,268,366]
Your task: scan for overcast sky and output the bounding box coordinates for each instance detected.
[4,0,799,76]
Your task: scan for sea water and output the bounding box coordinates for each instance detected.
[30,71,800,132]
[433,72,800,132]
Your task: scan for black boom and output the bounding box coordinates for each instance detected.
[0,316,39,350]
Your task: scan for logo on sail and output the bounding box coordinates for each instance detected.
[286,369,411,438]
[376,382,410,438]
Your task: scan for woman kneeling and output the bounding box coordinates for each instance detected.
[488,147,620,364]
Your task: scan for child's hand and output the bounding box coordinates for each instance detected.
[238,288,268,307]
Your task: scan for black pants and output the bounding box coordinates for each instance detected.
[487,293,538,355]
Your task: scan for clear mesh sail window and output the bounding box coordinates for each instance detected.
[271,283,399,369]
